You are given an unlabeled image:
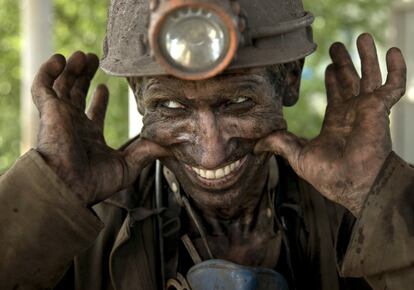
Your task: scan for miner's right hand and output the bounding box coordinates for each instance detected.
[31,52,170,206]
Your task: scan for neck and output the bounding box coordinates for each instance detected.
[189,163,271,236]
[182,159,282,266]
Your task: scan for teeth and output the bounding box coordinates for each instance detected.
[206,170,215,179]
[191,158,243,180]
[215,168,224,179]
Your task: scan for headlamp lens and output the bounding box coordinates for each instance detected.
[159,7,230,73]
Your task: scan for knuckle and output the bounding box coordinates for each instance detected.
[71,87,84,99]
[31,85,39,98]
[31,85,51,101]
[394,87,406,97]
[31,79,45,97]
[53,82,69,94]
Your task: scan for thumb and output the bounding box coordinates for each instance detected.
[255,131,303,172]
[124,137,172,168]
[98,138,171,201]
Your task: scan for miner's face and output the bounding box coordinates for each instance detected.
[139,68,287,213]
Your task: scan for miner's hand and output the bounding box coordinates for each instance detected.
[32,52,169,206]
[255,33,407,216]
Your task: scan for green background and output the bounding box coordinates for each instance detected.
[0,0,390,171]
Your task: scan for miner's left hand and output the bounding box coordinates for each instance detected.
[255,33,407,216]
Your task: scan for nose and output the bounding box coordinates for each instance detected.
[196,109,227,169]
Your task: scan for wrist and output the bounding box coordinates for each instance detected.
[34,149,90,205]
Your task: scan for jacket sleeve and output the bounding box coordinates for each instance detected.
[337,151,414,289]
[0,150,104,290]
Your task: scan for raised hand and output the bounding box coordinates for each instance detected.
[255,33,407,216]
[32,52,170,206]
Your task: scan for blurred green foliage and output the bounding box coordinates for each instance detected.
[0,0,390,171]
[54,0,129,148]
[0,0,129,171]
[286,0,390,138]
[0,0,21,172]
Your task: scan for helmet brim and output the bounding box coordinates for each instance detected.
[100,29,316,77]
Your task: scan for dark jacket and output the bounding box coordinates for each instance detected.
[1,150,414,290]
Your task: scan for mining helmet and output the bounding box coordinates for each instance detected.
[101,0,316,80]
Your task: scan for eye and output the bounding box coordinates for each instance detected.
[161,100,185,109]
[230,96,250,104]
[222,95,255,113]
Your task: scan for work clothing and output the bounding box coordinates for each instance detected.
[0,149,413,290]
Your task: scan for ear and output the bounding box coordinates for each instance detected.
[282,58,304,107]
[127,77,146,115]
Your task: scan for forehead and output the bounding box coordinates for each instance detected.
[142,67,272,99]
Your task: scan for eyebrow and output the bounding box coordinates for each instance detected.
[143,73,268,106]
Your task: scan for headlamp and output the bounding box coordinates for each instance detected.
[149,0,239,80]
[101,0,317,81]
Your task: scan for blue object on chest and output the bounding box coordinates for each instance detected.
[186,259,289,290]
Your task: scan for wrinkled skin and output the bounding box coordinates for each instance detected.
[135,69,289,266]
[32,52,169,206]
[256,34,407,216]
[138,70,287,217]
[32,33,406,266]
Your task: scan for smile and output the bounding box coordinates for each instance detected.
[189,156,247,180]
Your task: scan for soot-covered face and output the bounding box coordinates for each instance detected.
[136,68,288,216]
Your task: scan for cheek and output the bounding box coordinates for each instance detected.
[140,112,195,146]
[222,107,286,140]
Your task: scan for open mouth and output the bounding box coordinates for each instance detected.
[190,158,243,180]
[183,156,248,189]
